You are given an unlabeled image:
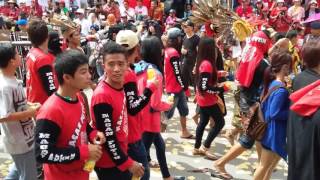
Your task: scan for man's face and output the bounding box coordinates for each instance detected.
[124,1,128,8]
[69,30,81,45]
[183,25,193,34]
[103,53,127,84]
[12,50,22,68]
[68,64,92,89]
[137,1,142,6]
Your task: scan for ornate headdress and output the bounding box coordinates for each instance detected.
[48,15,78,39]
[190,0,254,41]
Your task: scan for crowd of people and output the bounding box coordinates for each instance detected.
[0,0,319,180]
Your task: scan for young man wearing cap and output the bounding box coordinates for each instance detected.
[74,8,91,36]
[116,30,158,180]
[304,21,320,42]
[164,27,193,139]
[181,20,200,95]
[26,20,57,105]
[7,0,20,21]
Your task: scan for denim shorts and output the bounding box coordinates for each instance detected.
[238,134,255,149]
[165,90,189,119]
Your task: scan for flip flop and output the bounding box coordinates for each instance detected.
[204,153,219,161]
[211,170,233,180]
[180,134,195,139]
[187,168,210,173]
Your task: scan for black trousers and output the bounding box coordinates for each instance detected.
[195,104,225,149]
[95,167,131,180]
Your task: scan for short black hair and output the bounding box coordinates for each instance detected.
[0,43,16,68]
[27,20,48,47]
[101,41,127,62]
[286,30,298,40]
[54,50,88,85]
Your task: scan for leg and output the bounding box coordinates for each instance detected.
[5,163,19,180]
[262,152,281,180]
[142,132,157,165]
[194,107,210,149]
[255,141,262,162]
[214,143,246,170]
[6,150,37,180]
[165,93,179,120]
[253,147,280,180]
[128,140,150,180]
[176,91,190,137]
[153,133,171,178]
[203,105,225,149]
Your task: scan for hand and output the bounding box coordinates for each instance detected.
[147,77,159,88]
[88,144,102,161]
[26,102,41,118]
[94,131,106,145]
[218,70,229,77]
[181,48,188,55]
[128,161,144,178]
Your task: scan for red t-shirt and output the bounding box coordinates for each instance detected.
[26,48,57,104]
[196,60,218,107]
[36,93,95,180]
[164,48,185,93]
[91,81,133,171]
[235,5,253,18]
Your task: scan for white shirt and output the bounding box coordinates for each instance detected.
[120,7,136,21]
[74,18,91,36]
[134,5,148,16]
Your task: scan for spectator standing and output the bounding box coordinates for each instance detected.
[74,9,91,36]
[120,0,135,21]
[26,20,57,105]
[288,0,305,22]
[135,0,149,21]
[305,0,320,20]
[287,40,320,180]
[270,0,292,33]
[0,43,39,180]
[253,52,291,180]
[7,0,20,21]
[235,0,253,19]
[149,0,163,23]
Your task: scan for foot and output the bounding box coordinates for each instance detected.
[192,148,202,156]
[163,176,174,180]
[149,160,160,168]
[199,146,218,160]
[180,131,194,139]
[213,161,233,179]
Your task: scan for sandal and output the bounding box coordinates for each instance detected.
[212,163,233,180]
[149,160,160,168]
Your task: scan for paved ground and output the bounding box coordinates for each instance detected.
[0,90,288,180]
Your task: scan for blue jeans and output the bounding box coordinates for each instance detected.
[128,140,150,180]
[165,90,189,119]
[143,132,171,178]
[5,149,37,180]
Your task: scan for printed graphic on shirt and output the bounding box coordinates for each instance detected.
[12,84,34,148]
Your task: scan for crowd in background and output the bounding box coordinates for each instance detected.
[0,0,319,180]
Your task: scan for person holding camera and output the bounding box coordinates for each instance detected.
[270,0,292,33]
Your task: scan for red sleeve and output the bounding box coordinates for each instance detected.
[150,74,171,112]
[199,60,213,74]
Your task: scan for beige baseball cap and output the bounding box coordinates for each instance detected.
[116,30,139,50]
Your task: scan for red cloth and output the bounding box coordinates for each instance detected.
[128,0,151,9]
[236,31,271,87]
[124,69,143,143]
[91,81,134,170]
[290,80,320,117]
[8,7,20,20]
[204,22,215,37]
[235,5,253,18]
[37,93,91,180]
[136,69,171,133]
[196,60,218,107]
[164,47,183,93]
[26,48,57,104]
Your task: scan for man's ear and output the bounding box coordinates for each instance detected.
[63,74,72,84]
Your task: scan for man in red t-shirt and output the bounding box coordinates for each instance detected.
[235,0,253,18]
[26,20,58,105]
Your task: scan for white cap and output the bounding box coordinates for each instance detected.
[76,8,85,14]
[277,0,285,3]
[116,30,139,50]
